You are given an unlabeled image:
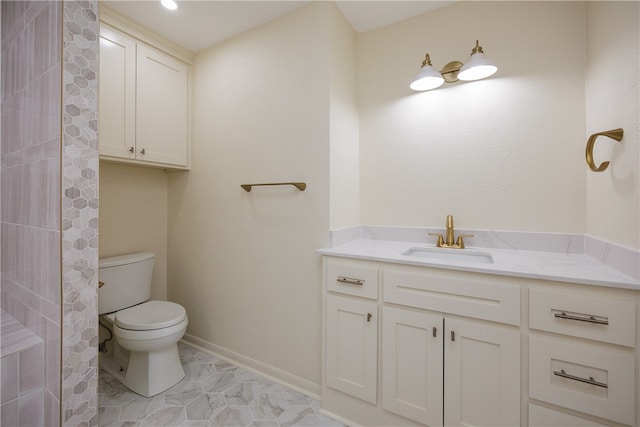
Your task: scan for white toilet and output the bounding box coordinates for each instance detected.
[98,252,188,397]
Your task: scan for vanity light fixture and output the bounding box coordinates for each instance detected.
[161,0,178,11]
[410,40,497,91]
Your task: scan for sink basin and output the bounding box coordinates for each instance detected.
[402,247,494,264]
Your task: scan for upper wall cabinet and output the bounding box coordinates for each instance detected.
[99,22,191,170]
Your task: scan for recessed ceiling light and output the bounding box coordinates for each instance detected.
[160,0,178,11]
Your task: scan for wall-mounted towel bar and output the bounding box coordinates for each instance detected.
[585,128,623,172]
[241,182,307,192]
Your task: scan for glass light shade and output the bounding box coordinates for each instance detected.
[457,52,497,81]
[410,65,445,91]
[161,0,178,10]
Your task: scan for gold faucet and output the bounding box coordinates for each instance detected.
[429,214,474,249]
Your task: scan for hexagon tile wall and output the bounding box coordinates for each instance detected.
[61,0,99,425]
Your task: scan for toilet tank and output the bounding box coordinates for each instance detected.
[98,252,155,314]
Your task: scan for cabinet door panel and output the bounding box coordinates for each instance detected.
[326,294,377,404]
[136,43,189,167]
[445,317,520,427]
[99,24,136,159]
[382,307,443,426]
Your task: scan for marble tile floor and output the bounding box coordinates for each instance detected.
[99,342,345,427]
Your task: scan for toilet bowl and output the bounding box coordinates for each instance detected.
[98,253,189,397]
[102,300,188,397]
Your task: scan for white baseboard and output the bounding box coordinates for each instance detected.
[181,333,322,400]
[317,408,359,427]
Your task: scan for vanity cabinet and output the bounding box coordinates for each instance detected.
[322,254,639,427]
[99,22,190,169]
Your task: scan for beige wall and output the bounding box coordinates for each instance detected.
[167,2,337,391]
[329,3,359,229]
[358,2,588,232]
[585,2,639,248]
[99,162,168,300]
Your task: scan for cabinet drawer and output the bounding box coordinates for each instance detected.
[528,403,610,427]
[326,261,378,300]
[529,335,635,426]
[529,288,636,347]
[383,269,520,325]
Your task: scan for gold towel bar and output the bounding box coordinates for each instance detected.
[241,182,306,192]
[585,128,623,172]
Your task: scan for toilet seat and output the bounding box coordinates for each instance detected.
[115,301,186,331]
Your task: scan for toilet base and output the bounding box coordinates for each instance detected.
[123,343,185,397]
[99,339,185,397]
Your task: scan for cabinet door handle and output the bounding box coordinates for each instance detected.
[129,147,134,153]
[553,369,608,388]
[367,313,372,322]
[450,330,455,342]
[337,276,364,286]
[140,148,146,155]
[432,327,437,337]
[554,312,609,325]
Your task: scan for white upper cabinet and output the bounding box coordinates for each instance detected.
[136,43,189,167]
[99,23,136,160]
[99,22,191,169]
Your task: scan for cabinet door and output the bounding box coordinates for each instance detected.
[99,23,136,160]
[136,43,189,167]
[382,307,443,426]
[444,317,520,426]
[326,294,377,404]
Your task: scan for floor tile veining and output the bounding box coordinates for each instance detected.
[99,343,344,427]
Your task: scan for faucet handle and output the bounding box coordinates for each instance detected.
[455,234,474,249]
[428,233,445,247]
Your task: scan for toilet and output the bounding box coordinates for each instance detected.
[98,252,188,397]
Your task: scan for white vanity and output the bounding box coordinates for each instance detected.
[319,229,639,427]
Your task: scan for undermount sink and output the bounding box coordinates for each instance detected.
[402,247,494,264]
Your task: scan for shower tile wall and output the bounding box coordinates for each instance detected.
[1,1,63,425]
[1,1,100,425]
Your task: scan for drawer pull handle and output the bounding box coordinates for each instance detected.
[553,369,608,388]
[337,276,364,286]
[432,327,437,337]
[554,312,609,325]
[367,313,372,322]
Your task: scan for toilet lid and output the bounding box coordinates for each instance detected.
[115,301,187,331]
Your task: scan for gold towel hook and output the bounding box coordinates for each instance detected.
[585,128,623,172]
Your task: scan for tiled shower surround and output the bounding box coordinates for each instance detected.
[1,1,99,425]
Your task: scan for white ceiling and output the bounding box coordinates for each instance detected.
[101,0,454,53]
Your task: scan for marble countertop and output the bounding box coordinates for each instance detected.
[318,238,640,290]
